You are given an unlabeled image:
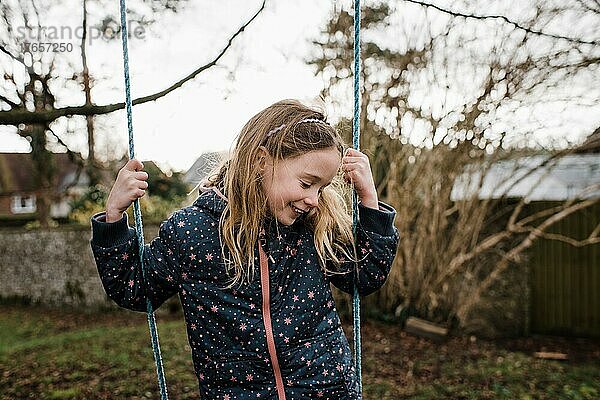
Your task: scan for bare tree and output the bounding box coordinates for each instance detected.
[0,0,266,225]
[311,0,600,331]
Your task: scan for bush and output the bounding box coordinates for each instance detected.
[68,185,109,225]
[68,185,186,225]
[126,194,187,224]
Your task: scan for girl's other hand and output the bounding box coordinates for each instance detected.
[105,159,149,222]
[342,148,379,209]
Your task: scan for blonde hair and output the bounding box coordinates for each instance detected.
[207,99,355,288]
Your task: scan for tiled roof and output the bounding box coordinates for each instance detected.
[0,152,86,194]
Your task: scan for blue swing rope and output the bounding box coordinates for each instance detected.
[118,0,169,399]
[351,0,363,397]
[117,0,361,398]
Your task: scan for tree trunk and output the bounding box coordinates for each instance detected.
[81,0,100,186]
[29,124,55,227]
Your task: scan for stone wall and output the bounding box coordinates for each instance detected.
[0,224,159,309]
[0,224,529,337]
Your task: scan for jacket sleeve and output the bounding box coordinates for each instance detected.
[90,211,183,312]
[327,202,399,296]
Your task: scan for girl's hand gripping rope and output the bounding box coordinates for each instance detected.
[105,159,149,223]
[341,148,379,209]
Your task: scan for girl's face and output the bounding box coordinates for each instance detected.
[260,147,341,226]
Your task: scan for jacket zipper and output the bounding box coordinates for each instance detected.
[259,243,287,400]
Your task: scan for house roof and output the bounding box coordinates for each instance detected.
[0,152,88,194]
[451,154,600,201]
[183,151,227,186]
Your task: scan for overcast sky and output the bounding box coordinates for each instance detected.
[0,0,343,172]
[1,0,598,173]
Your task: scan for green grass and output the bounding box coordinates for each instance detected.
[1,305,598,399]
[0,306,198,399]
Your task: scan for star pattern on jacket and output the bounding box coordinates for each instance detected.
[91,189,399,399]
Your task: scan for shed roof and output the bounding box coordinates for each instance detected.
[451,154,600,201]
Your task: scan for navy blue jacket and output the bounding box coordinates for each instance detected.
[91,188,398,399]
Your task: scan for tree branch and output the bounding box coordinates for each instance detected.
[0,0,267,126]
[0,41,28,67]
[457,197,599,321]
[433,229,512,289]
[513,225,600,247]
[0,94,19,108]
[403,0,600,46]
[46,127,82,162]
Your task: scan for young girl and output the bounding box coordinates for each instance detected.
[91,99,398,399]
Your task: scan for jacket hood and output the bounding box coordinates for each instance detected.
[192,182,227,218]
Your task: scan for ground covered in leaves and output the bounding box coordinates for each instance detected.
[0,304,598,399]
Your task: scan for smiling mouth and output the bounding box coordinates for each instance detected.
[291,204,308,216]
